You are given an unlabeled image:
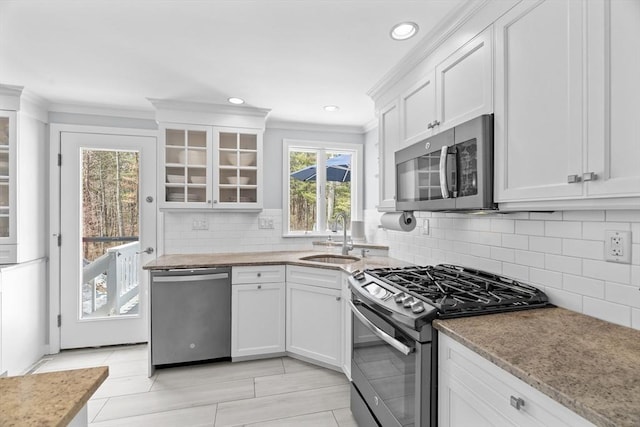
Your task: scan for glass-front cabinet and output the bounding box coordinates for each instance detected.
[159,124,262,210]
[0,111,15,244]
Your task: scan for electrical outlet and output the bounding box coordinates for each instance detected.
[258,216,274,229]
[604,230,631,264]
[192,219,209,230]
[422,219,430,235]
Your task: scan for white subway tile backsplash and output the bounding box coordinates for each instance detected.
[490,218,515,233]
[583,297,631,327]
[632,244,639,265]
[491,247,515,263]
[633,223,639,243]
[606,210,640,222]
[563,210,605,222]
[582,221,631,240]
[632,266,640,286]
[545,221,582,239]
[529,236,562,254]
[514,250,545,268]
[501,234,528,250]
[501,263,529,282]
[515,220,545,236]
[562,239,604,260]
[633,309,640,330]
[606,282,640,309]
[562,274,605,299]
[583,260,631,284]
[545,254,582,275]
[530,268,563,289]
[543,287,583,312]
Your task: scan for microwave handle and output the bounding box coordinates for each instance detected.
[439,145,450,199]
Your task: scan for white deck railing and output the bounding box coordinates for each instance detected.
[82,241,140,316]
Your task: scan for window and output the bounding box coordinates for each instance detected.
[283,139,363,236]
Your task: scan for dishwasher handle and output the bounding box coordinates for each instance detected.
[153,273,229,283]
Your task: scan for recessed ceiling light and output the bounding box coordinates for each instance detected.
[228,97,244,105]
[323,105,340,112]
[390,22,419,41]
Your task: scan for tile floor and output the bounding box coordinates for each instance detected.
[33,345,358,426]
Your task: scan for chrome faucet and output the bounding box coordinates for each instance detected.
[335,213,353,255]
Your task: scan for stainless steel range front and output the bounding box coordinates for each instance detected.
[348,264,550,427]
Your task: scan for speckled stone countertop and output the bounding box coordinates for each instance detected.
[143,250,409,272]
[434,307,640,427]
[0,366,108,426]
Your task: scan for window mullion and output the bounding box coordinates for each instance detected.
[316,149,327,233]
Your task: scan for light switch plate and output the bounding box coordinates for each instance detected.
[192,219,209,230]
[604,230,631,263]
[258,216,274,229]
[422,219,429,235]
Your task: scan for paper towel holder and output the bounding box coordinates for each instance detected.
[378,211,415,229]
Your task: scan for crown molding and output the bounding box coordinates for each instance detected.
[147,98,271,118]
[48,102,156,120]
[367,0,490,101]
[265,118,366,135]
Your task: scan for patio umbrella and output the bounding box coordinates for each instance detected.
[290,154,351,182]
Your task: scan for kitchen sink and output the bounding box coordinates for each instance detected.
[299,254,361,264]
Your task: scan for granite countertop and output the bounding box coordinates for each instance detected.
[143,250,410,272]
[434,307,640,427]
[0,366,108,426]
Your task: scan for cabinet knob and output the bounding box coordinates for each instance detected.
[257,272,262,277]
[336,296,341,301]
[257,285,262,289]
[432,120,440,127]
[567,174,581,184]
[510,396,525,411]
[582,172,597,182]
[213,200,218,204]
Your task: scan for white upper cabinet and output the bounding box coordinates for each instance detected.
[585,0,640,199]
[494,0,585,203]
[375,27,493,212]
[378,100,400,211]
[495,0,640,208]
[152,100,268,211]
[400,71,436,148]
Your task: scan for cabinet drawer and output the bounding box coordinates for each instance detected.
[439,335,594,427]
[286,265,341,289]
[232,265,285,284]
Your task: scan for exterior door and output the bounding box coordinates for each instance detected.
[60,131,156,349]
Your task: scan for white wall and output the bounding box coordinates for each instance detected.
[366,208,640,330]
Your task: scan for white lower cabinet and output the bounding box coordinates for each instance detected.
[285,265,343,368]
[438,334,594,427]
[231,266,285,359]
[286,282,342,368]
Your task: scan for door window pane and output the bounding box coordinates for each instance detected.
[324,152,351,233]
[81,149,140,319]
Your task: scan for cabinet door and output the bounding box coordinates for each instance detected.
[214,128,262,209]
[494,0,585,202]
[400,71,436,148]
[232,282,285,358]
[586,0,640,198]
[436,28,492,132]
[378,100,400,211]
[286,282,342,367]
[159,124,212,209]
[0,111,15,246]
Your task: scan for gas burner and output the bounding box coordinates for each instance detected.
[364,264,549,318]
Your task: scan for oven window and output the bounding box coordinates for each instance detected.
[397,153,444,203]
[352,311,416,426]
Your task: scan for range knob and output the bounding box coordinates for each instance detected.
[410,301,425,314]
[403,296,415,308]
[394,292,407,303]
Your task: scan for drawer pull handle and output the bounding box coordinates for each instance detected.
[510,396,525,411]
[567,174,581,183]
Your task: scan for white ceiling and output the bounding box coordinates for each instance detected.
[0,0,467,128]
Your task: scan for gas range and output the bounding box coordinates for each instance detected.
[349,264,549,332]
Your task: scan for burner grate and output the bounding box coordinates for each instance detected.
[366,264,549,317]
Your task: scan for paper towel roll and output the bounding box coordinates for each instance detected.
[380,211,416,232]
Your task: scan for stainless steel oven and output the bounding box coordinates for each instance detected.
[349,280,437,427]
[348,264,550,427]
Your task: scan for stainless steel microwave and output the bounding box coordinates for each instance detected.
[395,114,495,211]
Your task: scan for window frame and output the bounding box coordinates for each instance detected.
[282,139,363,237]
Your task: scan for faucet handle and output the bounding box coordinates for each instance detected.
[360,249,370,257]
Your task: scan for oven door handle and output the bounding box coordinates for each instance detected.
[348,300,414,356]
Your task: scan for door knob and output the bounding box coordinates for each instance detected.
[136,247,154,255]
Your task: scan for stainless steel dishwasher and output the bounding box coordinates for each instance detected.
[150,267,231,366]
